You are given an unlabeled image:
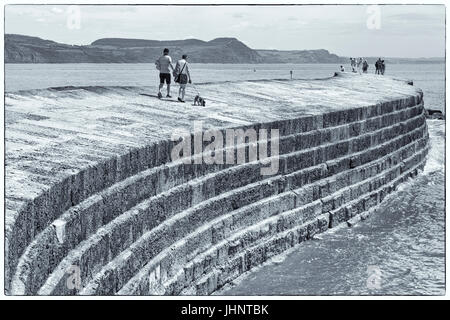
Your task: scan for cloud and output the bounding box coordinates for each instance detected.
[51,7,64,14]
[4,4,445,57]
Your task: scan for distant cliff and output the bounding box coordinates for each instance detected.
[256,49,444,64]
[89,37,264,63]
[5,34,445,64]
[257,49,343,63]
[5,34,344,64]
[5,34,264,63]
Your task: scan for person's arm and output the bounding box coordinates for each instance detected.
[186,64,192,83]
[169,57,174,72]
[155,57,160,71]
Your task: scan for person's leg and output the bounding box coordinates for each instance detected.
[166,74,172,97]
[178,84,185,102]
[159,74,163,93]
[158,74,164,97]
[178,75,187,102]
[181,85,186,101]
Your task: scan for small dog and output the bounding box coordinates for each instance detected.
[194,95,206,106]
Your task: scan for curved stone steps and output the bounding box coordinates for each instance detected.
[9,98,424,295]
[34,109,424,295]
[5,75,427,295]
[39,170,282,295]
[175,155,428,296]
[117,140,429,295]
[6,93,420,271]
[80,122,427,295]
[14,122,316,294]
[6,137,176,291]
[51,117,424,296]
[189,214,328,294]
[7,113,328,295]
[24,157,269,295]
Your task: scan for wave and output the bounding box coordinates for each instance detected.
[423,120,445,175]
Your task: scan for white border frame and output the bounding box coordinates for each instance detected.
[0,0,448,300]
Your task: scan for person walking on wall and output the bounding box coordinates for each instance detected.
[155,48,174,98]
[174,54,192,103]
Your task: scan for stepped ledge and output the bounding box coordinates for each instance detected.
[5,72,429,295]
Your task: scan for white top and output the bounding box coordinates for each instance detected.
[155,55,173,74]
[176,59,190,75]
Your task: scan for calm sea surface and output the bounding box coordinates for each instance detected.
[5,63,445,295]
[5,63,445,113]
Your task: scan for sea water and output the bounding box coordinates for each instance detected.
[4,62,445,295]
[5,63,445,113]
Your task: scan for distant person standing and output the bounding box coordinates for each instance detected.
[290,70,293,79]
[381,60,386,75]
[362,59,369,73]
[350,58,355,72]
[340,65,345,72]
[357,57,363,74]
[352,58,358,72]
[375,58,382,74]
[174,54,192,103]
[155,48,174,98]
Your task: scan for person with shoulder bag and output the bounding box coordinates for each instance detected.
[174,54,192,103]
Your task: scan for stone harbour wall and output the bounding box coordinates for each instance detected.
[4,74,428,295]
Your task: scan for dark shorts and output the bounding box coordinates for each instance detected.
[179,74,188,85]
[159,73,171,84]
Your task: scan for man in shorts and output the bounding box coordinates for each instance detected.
[155,48,174,98]
[174,54,192,103]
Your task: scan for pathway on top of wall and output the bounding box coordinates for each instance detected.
[5,73,420,208]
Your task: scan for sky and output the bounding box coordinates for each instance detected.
[5,4,446,58]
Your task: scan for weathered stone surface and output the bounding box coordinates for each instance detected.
[5,73,428,295]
